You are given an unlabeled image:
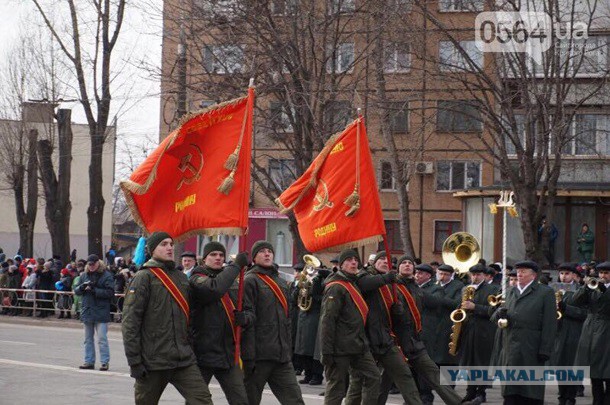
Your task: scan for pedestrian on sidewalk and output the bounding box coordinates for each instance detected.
[73,254,114,371]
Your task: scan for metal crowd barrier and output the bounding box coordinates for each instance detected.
[0,288,125,319]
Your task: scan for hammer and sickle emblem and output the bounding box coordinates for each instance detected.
[311,180,333,214]
[177,144,204,190]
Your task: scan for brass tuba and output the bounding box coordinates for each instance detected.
[442,232,481,274]
[448,285,476,356]
[297,255,321,311]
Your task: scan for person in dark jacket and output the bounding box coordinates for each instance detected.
[396,262,470,405]
[458,264,496,403]
[57,268,73,319]
[241,240,305,405]
[35,261,55,317]
[571,261,610,405]
[189,241,249,405]
[551,263,587,405]
[7,264,22,316]
[121,231,212,405]
[320,249,380,405]
[73,255,114,370]
[344,251,421,405]
[491,260,557,405]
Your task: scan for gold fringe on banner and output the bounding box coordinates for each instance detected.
[320,235,384,253]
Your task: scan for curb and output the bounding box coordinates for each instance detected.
[0,314,123,331]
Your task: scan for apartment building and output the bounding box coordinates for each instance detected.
[160,0,610,266]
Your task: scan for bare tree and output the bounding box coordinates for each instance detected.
[405,0,610,260]
[32,0,127,256]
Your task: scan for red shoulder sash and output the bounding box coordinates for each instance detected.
[396,283,422,333]
[255,273,288,317]
[326,280,369,326]
[149,267,190,323]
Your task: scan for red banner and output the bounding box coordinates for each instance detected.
[121,87,254,240]
[277,118,385,252]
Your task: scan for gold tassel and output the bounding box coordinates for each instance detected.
[488,203,498,214]
[345,202,360,217]
[507,206,519,218]
[344,188,360,207]
[218,172,236,195]
[224,147,240,171]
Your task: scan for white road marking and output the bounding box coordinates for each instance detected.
[0,340,36,346]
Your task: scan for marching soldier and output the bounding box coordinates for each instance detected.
[550,262,587,405]
[396,262,479,405]
[240,241,305,405]
[491,260,557,405]
[320,249,380,405]
[458,264,496,403]
[344,252,422,405]
[122,231,213,405]
[572,261,610,405]
[189,241,249,405]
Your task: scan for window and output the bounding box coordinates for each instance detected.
[569,37,609,76]
[268,159,296,190]
[194,0,237,17]
[563,114,610,156]
[203,45,243,74]
[434,221,461,253]
[439,40,483,71]
[436,161,481,191]
[270,102,294,133]
[436,100,482,132]
[329,0,355,14]
[505,114,539,155]
[271,0,298,15]
[379,161,396,190]
[380,220,404,252]
[324,100,352,133]
[388,101,409,133]
[439,0,483,12]
[327,43,355,73]
[384,42,410,73]
[389,0,411,12]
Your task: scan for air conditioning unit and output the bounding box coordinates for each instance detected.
[415,161,434,174]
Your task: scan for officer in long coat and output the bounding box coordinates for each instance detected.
[550,263,587,405]
[491,260,557,405]
[458,264,496,403]
[571,261,610,405]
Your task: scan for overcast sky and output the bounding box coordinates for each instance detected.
[0,0,164,179]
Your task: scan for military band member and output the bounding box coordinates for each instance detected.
[181,251,197,277]
[344,252,422,405]
[241,241,305,405]
[189,242,249,405]
[491,260,557,405]
[550,263,587,405]
[122,231,213,405]
[490,267,518,370]
[459,264,496,403]
[572,261,610,405]
[320,249,380,405]
[396,262,479,405]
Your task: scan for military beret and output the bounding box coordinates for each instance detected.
[489,263,502,273]
[437,264,454,273]
[181,251,197,259]
[508,268,517,277]
[558,262,579,274]
[415,264,434,275]
[596,261,610,272]
[515,260,539,273]
[469,264,487,274]
[293,262,304,271]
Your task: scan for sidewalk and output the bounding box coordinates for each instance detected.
[0,313,123,331]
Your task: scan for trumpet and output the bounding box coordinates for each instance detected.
[448,286,476,356]
[556,289,564,320]
[587,277,603,290]
[488,294,504,307]
[297,254,321,311]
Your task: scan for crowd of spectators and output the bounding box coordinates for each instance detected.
[0,247,134,320]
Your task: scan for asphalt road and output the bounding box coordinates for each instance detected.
[0,317,586,404]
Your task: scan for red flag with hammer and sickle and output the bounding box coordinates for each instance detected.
[276,117,385,252]
[120,86,254,240]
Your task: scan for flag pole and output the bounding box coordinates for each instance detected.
[382,235,397,302]
[234,262,246,366]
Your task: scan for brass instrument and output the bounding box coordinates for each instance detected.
[556,289,565,320]
[297,254,321,311]
[442,232,481,274]
[587,277,603,290]
[488,294,504,307]
[448,285,476,356]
